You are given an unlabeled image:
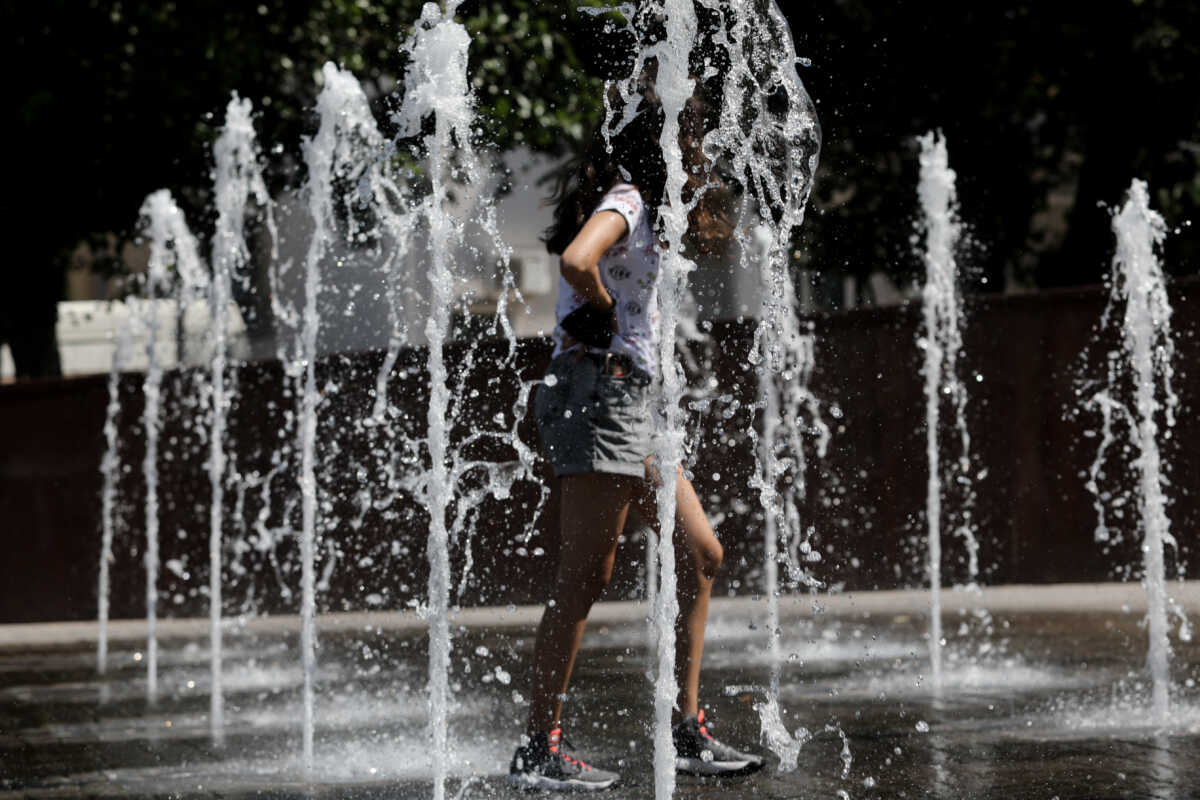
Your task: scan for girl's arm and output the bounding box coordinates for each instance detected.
[559,210,627,311]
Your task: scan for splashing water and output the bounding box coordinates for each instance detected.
[87,2,830,792]
[706,0,824,771]
[638,4,697,794]
[97,312,133,676]
[296,63,380,771]
[208,94,274,743]
[609,1,822,787]
[403,14,466,796]
[137,189,205,702]
[393,6,482,796]
[1085,179,1181,725]
[916,131,978,688]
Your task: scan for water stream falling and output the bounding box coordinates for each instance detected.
[87,1,834,792]
[392,7,473,795]
[97,311,132,677]
[647,4,697,794]
[208,94,274,743]
[1085,178,1181,724]
[704,0,824,770]
[390,4,527,793]
[604,2,823,785]
[139,279,164,704]
[295,63,380,771]
[137,190,205,702]
[916,131,971,688]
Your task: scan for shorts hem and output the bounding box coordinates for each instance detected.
[554,460,646,478]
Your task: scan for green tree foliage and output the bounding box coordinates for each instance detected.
[6,0,607,374]
[6,0,1200,375]
[10,0,601,262]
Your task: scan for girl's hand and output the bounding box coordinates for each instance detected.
[561,334,587,363]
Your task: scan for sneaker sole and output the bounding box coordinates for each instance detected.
[506,772,619,792]
[675,756,765,776]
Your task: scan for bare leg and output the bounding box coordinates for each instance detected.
[526,473,632,735]
[634,470,723,722]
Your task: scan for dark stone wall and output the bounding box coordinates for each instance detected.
[1,282,1196,624]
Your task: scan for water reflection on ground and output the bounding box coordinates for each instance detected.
[2,598,1198,799]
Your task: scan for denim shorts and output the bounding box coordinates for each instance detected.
[534,353,653,478]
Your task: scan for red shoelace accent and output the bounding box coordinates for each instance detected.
[697,710,714,741]
[548,728,594,771]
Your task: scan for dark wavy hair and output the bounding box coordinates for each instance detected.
[542,82,728,255]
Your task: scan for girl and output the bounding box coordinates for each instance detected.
[508,88,763,791]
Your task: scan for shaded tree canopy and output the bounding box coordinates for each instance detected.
[791,0,1200,292]
[8,1,602,271]
[6,0,1199,337]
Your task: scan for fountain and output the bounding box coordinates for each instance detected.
[600,2,823,788]
[44,3,1195,799]
[96,304,131,677]
[137,190,206,703]
[87,0,828,792]
[208,93,276,743]
[391,7,475,794]
[703,0,825,770]
[1083,178,1184,725]
[279,5,527,790]
[915,131,981,687]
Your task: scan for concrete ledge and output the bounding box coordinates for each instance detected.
[2,580,1193,649]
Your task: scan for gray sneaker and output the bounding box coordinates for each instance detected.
[673,710,765,776]
[507,727,620,791]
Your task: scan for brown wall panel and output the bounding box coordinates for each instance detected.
[1,282,1195,623]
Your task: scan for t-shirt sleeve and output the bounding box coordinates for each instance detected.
[593,185,644,241]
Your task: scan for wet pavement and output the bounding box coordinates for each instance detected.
[2,586,1199,799]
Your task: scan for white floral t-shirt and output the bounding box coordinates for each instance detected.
[552,183,661,374]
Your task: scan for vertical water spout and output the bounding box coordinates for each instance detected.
[98,309,133,676]
[703,0,823,770]
[297,62,386,773]
[297,71,340,774]
[1108,179,1177,724]
[916,131,963,689]
[641,3,699,793]
[394,6,475,795]
[208,94,273,743]
[138,189,204,704]
[141,298,163,704]
[206,177,231,741]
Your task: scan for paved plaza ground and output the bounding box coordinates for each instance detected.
[2,584,1199,798]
